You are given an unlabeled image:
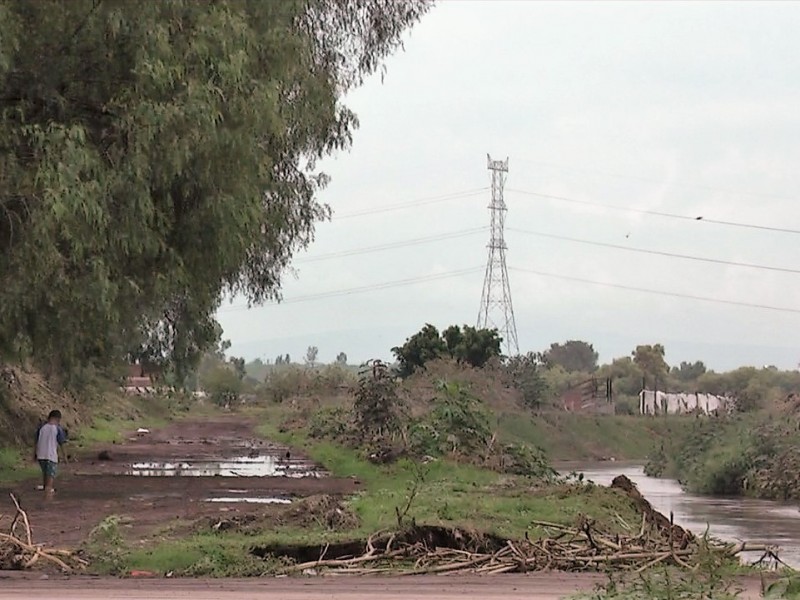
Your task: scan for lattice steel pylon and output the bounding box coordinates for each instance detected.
[477,155,519,356]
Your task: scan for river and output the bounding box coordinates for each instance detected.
[561,463,800,568]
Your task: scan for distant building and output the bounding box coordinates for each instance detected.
[123,363,158,394]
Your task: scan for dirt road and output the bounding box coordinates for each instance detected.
[0,573,770,599]
[0,417,359,547]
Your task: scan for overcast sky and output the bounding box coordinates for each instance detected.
[217,0,800,372]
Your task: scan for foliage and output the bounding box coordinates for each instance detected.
[672,360,707,383]
[576,537,741,599]
[261,363,355,404]
[308,406,351,440]
[542,340,598,373]
[353,359,405,443]
[391,324,502,377]
[409,380,492,458]
[200,364,243,407]
[632,344,669,384]
[336,352,348,365]
[0,0,432,377]
[305,346,319,367]
[505,352,550,410]
[645,414,800,500]
[84,515,129,574]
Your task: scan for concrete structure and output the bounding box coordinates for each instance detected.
[639,390,734,415]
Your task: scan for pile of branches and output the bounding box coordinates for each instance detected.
[278,520,774,576]
[0,494,87,572]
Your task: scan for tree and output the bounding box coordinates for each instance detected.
[336,352,348,365]
[200,364,243,408]
[506,352,550,411]
[672,360,707,383]
[0,1,432,378]
[392,324,446,377]
[391,324,502,377]
[305,346,319,367]
[442,325,502,369]
[633,344,669,384]
[542,340,598,373]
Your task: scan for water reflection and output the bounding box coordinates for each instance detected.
[567,464,800,568]
[206,497,292,504]
[125,455,324,478]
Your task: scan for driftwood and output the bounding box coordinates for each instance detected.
[276,519,775,576]
[0,494,87,572]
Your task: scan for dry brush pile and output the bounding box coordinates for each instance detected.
[268,519,770,577]
[0,494,87,572]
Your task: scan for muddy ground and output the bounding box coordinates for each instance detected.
[0,416,361,547]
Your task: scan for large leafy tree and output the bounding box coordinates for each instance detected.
[392,324,502,377]
[0,0,432,378]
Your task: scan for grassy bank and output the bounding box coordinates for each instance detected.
[645,411,800,500]
[497,412,677,461]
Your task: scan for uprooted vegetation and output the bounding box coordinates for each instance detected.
[297,359,555,479]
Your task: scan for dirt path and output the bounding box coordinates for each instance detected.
[0,573,770,599]
[0,416,359,547]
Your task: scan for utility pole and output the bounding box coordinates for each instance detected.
[477,154,519,356]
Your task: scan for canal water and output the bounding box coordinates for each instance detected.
[563,463,800,568]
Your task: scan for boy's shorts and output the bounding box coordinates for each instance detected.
[38,460,57,478]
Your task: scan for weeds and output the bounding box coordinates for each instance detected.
[83,515,130,574]
[576,536,743,599]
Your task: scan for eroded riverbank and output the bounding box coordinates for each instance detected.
[563,463,800,568]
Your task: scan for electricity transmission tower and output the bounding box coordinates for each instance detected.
[477,155,519,356]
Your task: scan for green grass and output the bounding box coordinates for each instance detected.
[498,413,678,461]
[0,447,38,482]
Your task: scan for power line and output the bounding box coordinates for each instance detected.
[510,266,800,315]
[516,157,794,202]
[294,227,487,264]
[334,188,488,220]
[507,188,800,235]
[218,267,483,312]
[507,227,800,275]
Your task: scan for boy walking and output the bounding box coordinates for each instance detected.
[34,410,67,495]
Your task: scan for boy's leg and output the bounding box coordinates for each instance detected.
[38,460,47,491]
[44,461,57,494]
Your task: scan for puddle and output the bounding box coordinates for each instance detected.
[206,497,292,505]
[125,455,324,478]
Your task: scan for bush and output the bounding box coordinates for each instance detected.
[614,397,637,416]
[308,407,351,441]
[353,360,406,443]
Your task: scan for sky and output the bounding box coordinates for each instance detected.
[217,0,800,372]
